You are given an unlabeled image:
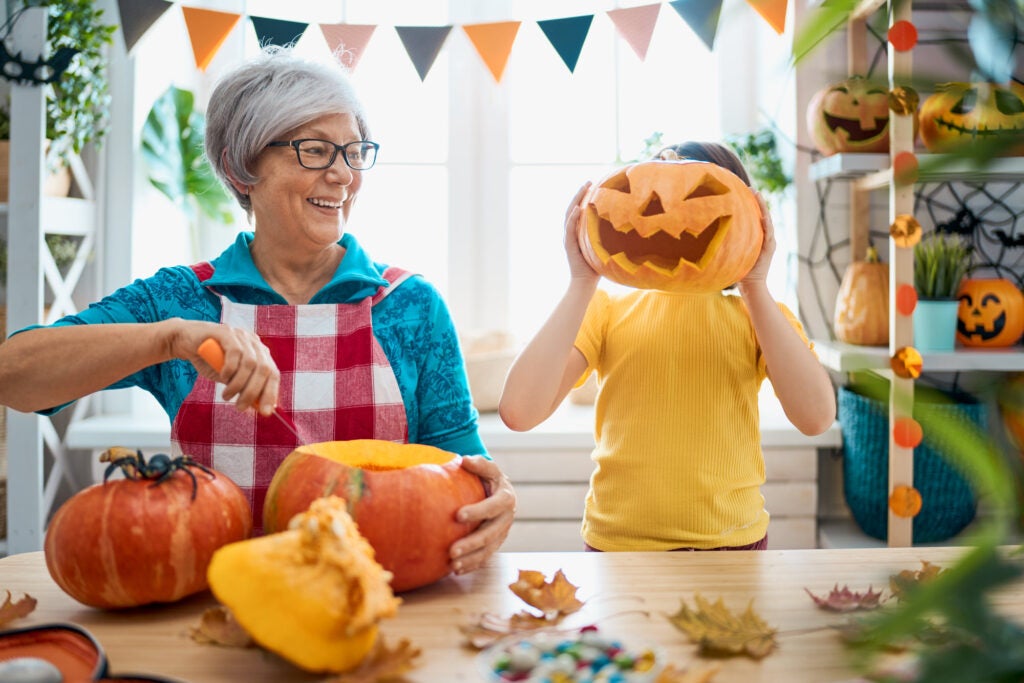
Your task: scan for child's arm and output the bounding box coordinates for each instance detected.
[499,183,599,431]
[739,193,837,436]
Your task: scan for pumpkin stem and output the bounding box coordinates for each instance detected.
[865,244,880,263]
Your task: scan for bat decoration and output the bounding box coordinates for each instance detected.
[0,42,78,85]
[936,207,979,236]
[994,230,1024,248]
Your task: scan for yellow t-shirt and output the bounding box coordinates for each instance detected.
[574,287,811,550]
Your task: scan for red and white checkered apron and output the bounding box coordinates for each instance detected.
[170,262,411,531]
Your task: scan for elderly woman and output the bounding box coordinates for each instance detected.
[0,46,515,575]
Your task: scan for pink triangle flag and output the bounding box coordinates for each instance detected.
[320,23,377,70]
[606,4,660,61]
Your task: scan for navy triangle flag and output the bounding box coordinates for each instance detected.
[394,25,453,81]
[668,0,723,51]
[537,15,593,73]
[117,0,173,53]
[250,16,309,48]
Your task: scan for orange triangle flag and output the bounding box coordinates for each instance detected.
[745,0,788,35]
[320,23,377,70]
[462,21,521,83]
[181,6,241,71]
[607,4,660,61]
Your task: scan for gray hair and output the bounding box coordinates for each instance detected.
[205,46,370,218]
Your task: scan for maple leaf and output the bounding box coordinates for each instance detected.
[326,636,421,683]
[666,594,777,659]
[656,662,721,682]
[890,561,946,602]
[0,591,36,626]
[508,569,585,618]
[460,609,560,649]
[189,606,254,648]
[805,584,886,612]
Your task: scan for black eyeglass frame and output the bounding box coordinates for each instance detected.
[266,138,379,170]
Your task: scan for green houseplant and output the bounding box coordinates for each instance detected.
[913,232,973,352]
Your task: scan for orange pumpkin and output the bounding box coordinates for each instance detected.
[919,82,1024,153]
[577,160,762,293]
[997,373,1024,452]
[956,277,1024,347]
[263,440,486,592]
[834,244,889,346]
[807,76,892,156]
[44,448,252,609]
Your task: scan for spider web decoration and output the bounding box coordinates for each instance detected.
[0,8,78,86]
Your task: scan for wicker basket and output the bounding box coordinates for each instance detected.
[838,386,982,543]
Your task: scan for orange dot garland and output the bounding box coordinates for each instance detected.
[889,484,923,517]
[893,152,919,186]
[888,20,918,51]
[890,214,922,248]
[893,416,923,449]
[891,346,923,379]
[896,284,918,315]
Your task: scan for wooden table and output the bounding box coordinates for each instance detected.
[0,547,1020,682]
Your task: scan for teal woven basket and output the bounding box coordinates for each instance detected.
[838,386,982,543]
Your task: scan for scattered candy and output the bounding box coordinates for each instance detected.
[484,626,660,682]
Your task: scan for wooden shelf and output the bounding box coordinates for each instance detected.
[817,517,1018,549]
[814,339,1024,373]
[810,153,1024,185]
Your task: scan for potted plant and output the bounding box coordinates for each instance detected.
[913,231,973,352]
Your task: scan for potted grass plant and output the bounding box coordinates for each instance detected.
[913,231,973,352]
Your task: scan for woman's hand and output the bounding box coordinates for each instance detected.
[564,182,600,285]
[739,192,777,292]
[171,320,281,416]
[449,455,516,575]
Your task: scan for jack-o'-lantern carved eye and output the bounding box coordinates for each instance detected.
[578,161,762,293]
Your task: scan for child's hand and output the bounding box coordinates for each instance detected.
[564,182,600,284]
[739,191,777,289]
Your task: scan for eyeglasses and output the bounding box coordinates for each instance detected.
[266,138,379,170]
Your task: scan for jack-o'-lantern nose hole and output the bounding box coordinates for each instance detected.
[684,175,730,199]
[641,193,665,217]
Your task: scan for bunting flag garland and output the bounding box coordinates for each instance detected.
[121,2,791,80]
[394,26,453,81]
[668,0,722,51]
[606,4,661,61]
[116,0,173,53]
[319,23,377,70]
[537,15,594,73]
[745,0,788,36]
[462,21,521,83]
[181,6,241,71]
[250,16,309,48]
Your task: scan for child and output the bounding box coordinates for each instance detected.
[498,141,836,551]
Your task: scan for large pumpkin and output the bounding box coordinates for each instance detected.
[956,277,1024,347]
[263,440,486,592]
[807,76,891,156]
[834,244,889,346]
[577,160,762,293]
[919,82,1024,153]
[44,448,252,609]
[208,496,400,673]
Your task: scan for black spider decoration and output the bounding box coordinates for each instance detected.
[936,207,981,236]
[0,41,77,85]
[100,447,216,501]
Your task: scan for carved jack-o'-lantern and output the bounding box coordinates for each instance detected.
[956,277,1024,347]
[919,82,1024,153]
[807,76,892,156]
[577,160,763,293]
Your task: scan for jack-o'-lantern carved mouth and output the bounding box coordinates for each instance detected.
[931,117,1023,137]
[823,112,888,141]
[958,310,1006,340]
[594,213,724,272]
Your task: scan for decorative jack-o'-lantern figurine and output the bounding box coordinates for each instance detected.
[807,76,892,156]
[956,277,1024,347]
[919,82,1024,153]
[834,244,889,346]
[577,160,763,293]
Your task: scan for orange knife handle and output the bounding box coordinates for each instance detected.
[197,337,225,373]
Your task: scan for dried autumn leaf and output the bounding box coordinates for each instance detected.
[656,662,721,682]
[508,569,585,618]
[890,561,946,602]
[189,606,254,648]
[666,594,777,659]
[805,584,885,612]
[0,591,36,626]
[326,636,421,683]
[460,609,560,650]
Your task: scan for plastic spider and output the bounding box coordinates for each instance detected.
[100,447,216,500]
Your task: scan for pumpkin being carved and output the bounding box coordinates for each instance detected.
[956,277,1024,347]
[834,244,890,346]
[807,76,892,156]
[919,82,1024,153]
[263,440,486,592]
[44,448,252,609]
[577,160,763,293]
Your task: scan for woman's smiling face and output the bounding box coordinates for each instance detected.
[249,112,365,247]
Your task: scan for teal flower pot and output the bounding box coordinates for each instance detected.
[913,299,960,352]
